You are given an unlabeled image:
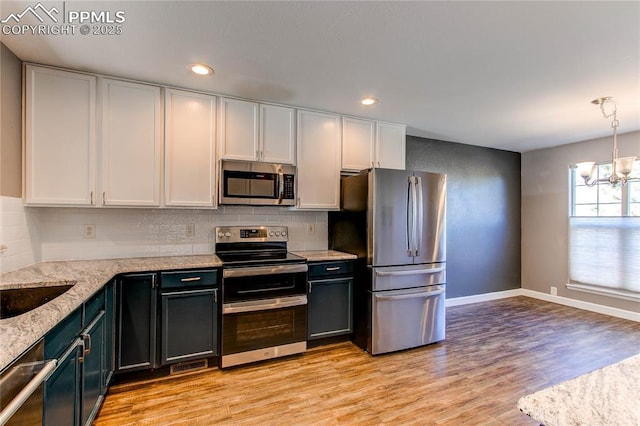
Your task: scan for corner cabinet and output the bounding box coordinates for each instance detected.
[164,89,217,207]
[219,98,295,164]
[101,79,162,207]
[296,110,341,210]
[116,273,158,372]
[341,118,406,172]
[24,65,97,206]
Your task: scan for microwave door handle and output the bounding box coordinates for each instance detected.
[277,167,284,204]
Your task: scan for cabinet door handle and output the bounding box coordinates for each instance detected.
[325,266,341,272]
[308,282,312,294]
[213,289,218,303]
[78,340,86,363]
[102,191,106,205]
[82,333,92,356]
[90,191,94,205]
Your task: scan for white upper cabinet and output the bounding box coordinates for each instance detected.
[341,117,375,172]
[101,78,162,206]
[296,110,341,210]
[24,65,97,206]
[164,89,217,208]
[375,122,406,170]
[259,104,295,164]
[219,98,295,164]
[342,118,406,172]
[218,97,259,161]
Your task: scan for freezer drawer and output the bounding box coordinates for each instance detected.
[370,285,445,355]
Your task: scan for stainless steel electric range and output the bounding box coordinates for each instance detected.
[215,226,308,368]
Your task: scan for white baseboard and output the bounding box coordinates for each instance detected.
[446,288,640,323]
[519,289,640,323]
[446,289,522,307]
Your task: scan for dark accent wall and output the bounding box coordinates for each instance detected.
[406,136,521,298]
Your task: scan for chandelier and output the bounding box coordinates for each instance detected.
[576,97,637,187]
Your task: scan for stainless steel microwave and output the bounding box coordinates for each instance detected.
[220,160,296,206]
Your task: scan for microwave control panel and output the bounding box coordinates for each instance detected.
[283,175,295,199]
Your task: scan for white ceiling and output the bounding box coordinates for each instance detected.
[1,1,639,152]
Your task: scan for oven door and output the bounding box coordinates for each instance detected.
[221,297,307,368]
[222,264,308,303]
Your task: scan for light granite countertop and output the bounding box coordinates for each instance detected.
[517,353,640,426]
[292,250,357,262]
[0,250,355,371]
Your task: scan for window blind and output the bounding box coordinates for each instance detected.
[569,217,640,294]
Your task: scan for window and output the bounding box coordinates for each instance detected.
[570,162,640,217]
[569,160,640,300]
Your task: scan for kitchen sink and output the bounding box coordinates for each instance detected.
[0,282,75,319]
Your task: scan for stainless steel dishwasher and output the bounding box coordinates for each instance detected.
[0,339,56,425]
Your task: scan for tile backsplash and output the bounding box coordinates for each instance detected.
[0,198,327,273]
[0,196,41,273]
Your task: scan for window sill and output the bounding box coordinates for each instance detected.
[566,283,640,302]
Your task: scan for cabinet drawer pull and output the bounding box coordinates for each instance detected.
[325,267,341,271]
[180,277,202,282]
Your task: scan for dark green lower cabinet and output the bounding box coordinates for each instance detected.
[307,261,354,340]
[80,311,105,425]
[44,339,81,425]
[160,288,218,365]
[43,284,114,426]
[117,274,157,372]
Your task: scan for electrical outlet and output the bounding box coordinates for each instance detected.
[186,223,196,238]
[83,224,96,239]
[306,223,315,234]
[550,286,558,296]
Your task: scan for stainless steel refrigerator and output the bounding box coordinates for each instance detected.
[329,168,447,355]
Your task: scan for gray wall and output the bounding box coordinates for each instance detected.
[406,136,521,298]
[1,43,22,198]
[522,131,639,312]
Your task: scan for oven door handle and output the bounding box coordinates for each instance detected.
[223,295,308,314]
[223,264,308,278]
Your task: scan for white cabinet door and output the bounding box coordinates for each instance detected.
[24,65,96,205]
[219,98,259,161]
[260,104,295,164]
[375,122,406,170]
[296,110,341,210]
[342,117,375,172]
[101,79,162,206]
[164,89,217,207]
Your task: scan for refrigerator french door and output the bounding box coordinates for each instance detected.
[365,168,446,267]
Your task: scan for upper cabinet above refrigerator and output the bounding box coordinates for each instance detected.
[341,118,406,173]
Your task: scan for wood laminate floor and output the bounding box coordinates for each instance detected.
[94,297,640,425]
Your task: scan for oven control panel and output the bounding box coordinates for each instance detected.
[215,226,288,243]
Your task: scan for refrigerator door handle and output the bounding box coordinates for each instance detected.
[374,288,446,301]
[406,177,413,257]
[375,266,445,277]
[415,175,423,257]
[411,176,418,257]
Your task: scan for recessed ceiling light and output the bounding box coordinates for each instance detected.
[361,97,379,106]
[191,63,214,76]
